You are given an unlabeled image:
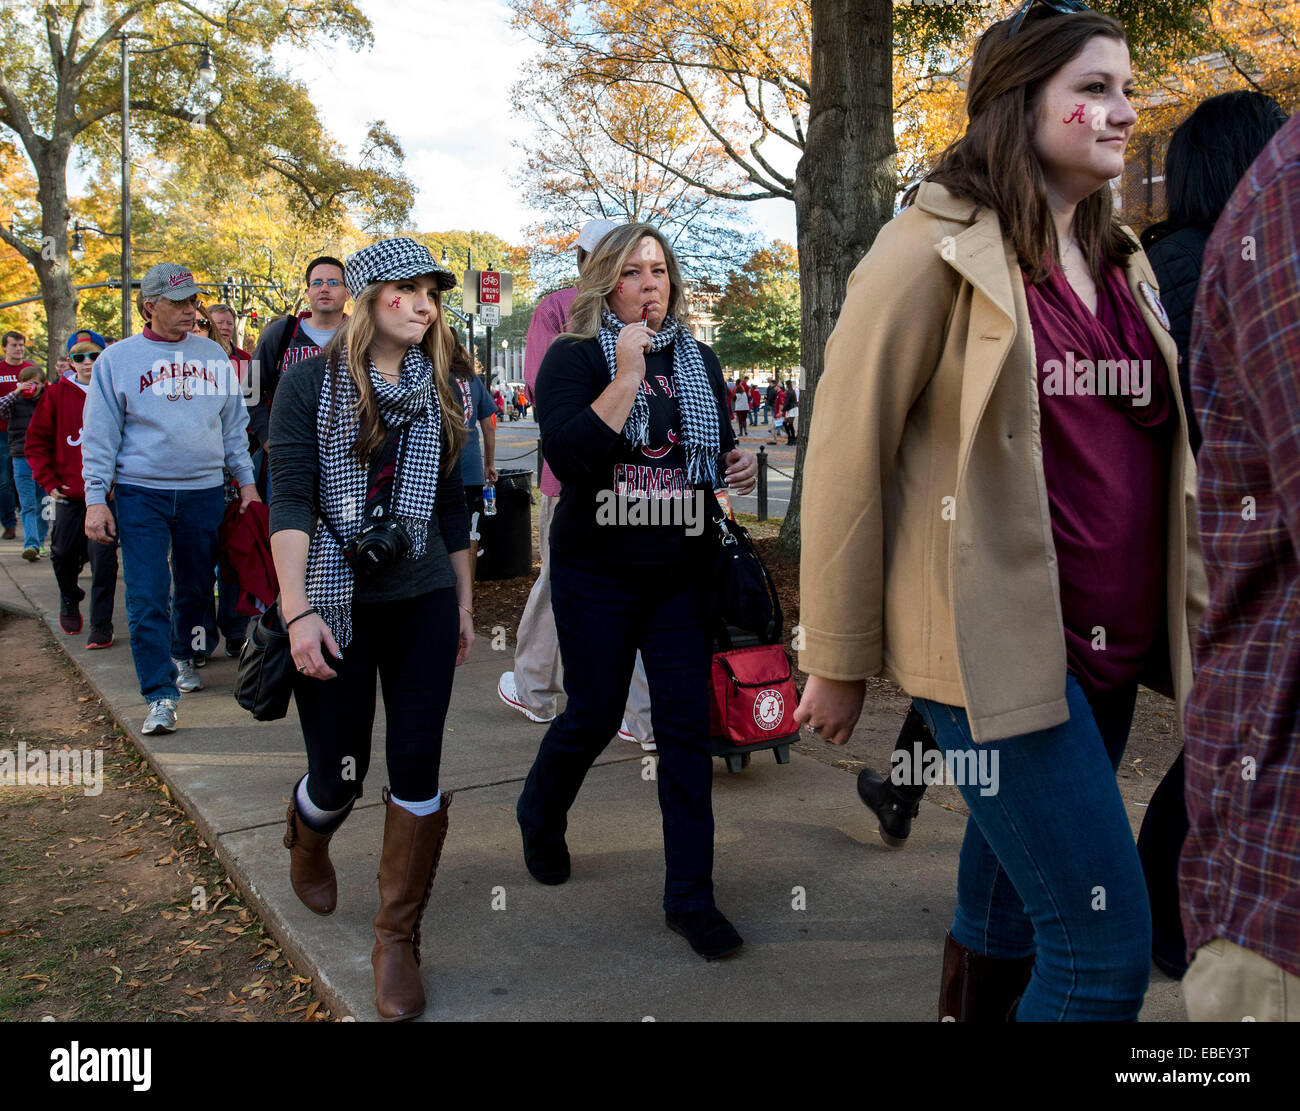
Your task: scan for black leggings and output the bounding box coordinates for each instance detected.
[290,588,459,809]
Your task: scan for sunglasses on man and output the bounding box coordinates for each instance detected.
[1009,0,1091,39]
[70,352,97,363]
[309,278,343,288]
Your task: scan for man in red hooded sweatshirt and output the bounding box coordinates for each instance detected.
[25,329,119,647]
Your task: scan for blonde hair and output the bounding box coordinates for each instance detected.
[208,303,237,356]
[560,223,690,341]
[322,282,467,470]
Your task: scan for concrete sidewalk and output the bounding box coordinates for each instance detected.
[0,539,1185,1021]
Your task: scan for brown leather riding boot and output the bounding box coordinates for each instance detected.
[938,931,1036,1021]
[283,777,358,916]
[371,788,453,1021]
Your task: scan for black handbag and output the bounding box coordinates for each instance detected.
[709,495,783,646]
[234,602,295,721]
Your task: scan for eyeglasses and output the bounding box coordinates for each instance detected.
[309,279,343,288]
[70,352,97,363]
[1008,0,1090,39]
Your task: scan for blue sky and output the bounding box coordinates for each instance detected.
[284,0,799,246]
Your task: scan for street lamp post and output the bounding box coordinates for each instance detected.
[118,35,216,336]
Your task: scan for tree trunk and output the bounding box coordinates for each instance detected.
[35,145,78,359]
[777,0,896,555]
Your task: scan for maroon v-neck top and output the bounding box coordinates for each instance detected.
[1024,261,1173,698]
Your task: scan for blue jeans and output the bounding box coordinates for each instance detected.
[114,484,225,702]
[913,674,1150,1021]
[11,457,47,550]
[0,435,16,528]
[517,554,715,912]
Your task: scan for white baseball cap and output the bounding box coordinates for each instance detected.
[575,218,618,253]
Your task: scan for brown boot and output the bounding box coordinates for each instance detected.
[283,777,358,916]
[938,931,1035,1021]
[371,788,452,1022]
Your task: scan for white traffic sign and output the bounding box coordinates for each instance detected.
[478,304,500,326]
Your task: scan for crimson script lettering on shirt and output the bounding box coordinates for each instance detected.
[138,361,221,401]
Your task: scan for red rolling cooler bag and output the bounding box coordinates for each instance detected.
[707,494,799,773]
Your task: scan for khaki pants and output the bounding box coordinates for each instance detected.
[511,494,654,741]
[1184,936,1300,1021]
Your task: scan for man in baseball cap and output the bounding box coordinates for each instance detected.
[81,261,259,737]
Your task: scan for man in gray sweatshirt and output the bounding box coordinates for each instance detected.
[82,262,260,736]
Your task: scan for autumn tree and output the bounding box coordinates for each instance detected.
[0,0,413,355]
[513,66,758,283]
[510,0,1208,551]
[711,241,801,375]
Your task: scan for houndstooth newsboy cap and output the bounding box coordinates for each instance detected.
[344,238,457,298]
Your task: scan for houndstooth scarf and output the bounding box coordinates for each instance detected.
[306,344,442,647]
[597,309,720,487]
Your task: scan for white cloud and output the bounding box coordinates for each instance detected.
[287,0,799,247]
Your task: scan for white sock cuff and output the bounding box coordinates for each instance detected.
[389,790,441,816]
[296,775,347,827]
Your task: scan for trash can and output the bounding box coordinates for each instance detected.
[475,468,533,581]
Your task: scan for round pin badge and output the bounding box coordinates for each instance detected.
[1138,281,1171,332]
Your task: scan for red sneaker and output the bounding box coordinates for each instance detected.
[58,598,83,635]
[86,628,115,650]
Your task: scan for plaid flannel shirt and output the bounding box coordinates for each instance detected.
[1182,113,1300,978]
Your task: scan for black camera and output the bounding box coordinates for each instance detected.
[342,503,411,577]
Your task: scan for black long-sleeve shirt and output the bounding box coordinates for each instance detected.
[268,355,468,604]
[537,335,735,567]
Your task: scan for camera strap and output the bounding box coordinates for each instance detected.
[316,423,409,547]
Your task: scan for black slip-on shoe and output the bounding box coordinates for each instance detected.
[666,908,744,961]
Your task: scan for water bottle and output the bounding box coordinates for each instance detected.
[482,483,498,517]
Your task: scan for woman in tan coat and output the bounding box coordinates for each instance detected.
[795,1,1205,1021]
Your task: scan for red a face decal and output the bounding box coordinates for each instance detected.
[388,296,402,308]
[1063,104,1087,124]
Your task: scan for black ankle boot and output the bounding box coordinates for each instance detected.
[666,908,743,960]
[519,822,570,885]
[857,768,923,847]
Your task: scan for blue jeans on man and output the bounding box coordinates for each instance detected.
[11,457,47,550]
[0,435,17,530]
[113,484,225,702]
[913,673,1149,1021]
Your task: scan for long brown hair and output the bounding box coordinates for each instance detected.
[560,223,690,341]
[322,282,467,471]
[904,10,1136,284]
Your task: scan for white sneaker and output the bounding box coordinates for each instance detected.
[618,719,657,752]
[174,658,203,693]
[142,699,178,735]
[498,671,555,724]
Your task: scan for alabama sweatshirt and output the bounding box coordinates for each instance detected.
[81,331,255,507]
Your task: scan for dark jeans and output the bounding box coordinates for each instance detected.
[0,435,16,528]
[51,498,118,631]
[517,555,715,912]
[290,588,459,809]
[1137,748,1189,978]
[114,484,224,702]
[913,674,1149,1021]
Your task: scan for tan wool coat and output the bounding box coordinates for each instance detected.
[797,181,1207,742]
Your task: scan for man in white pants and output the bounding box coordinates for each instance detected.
[498,218,655,751]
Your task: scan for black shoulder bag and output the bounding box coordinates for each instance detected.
[234,602,295,721]
[709,494,783,646]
